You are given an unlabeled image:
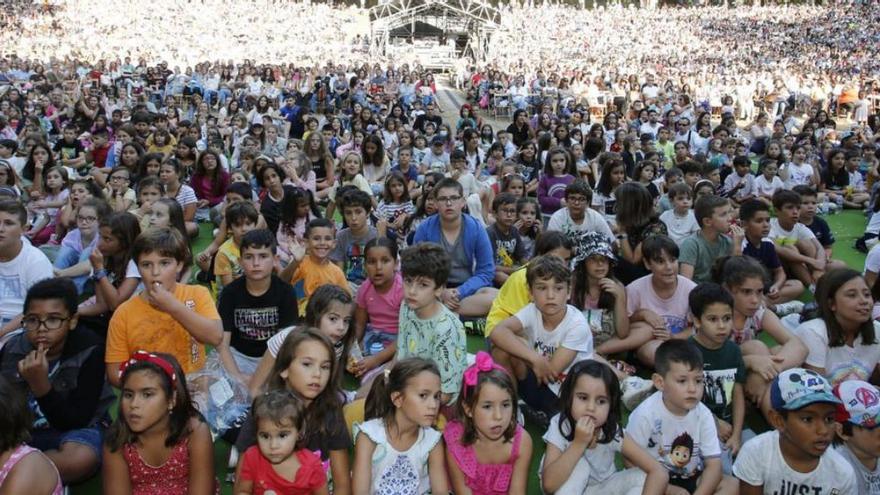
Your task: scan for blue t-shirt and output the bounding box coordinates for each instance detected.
[804,216,834,248]
[741,237,781,271]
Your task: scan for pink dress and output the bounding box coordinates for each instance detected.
[123,439,218,495]
[442,420,523,495]
[0,444,63,495]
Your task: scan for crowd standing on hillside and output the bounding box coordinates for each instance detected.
[0,1,878,494]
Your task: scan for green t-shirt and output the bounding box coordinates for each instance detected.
[679,232,732,283]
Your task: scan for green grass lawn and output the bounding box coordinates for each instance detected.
[71,211,870,494]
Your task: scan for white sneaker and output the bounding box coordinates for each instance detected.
[773,300,804,317]
[227,446,239,469]
[621,376,654,411]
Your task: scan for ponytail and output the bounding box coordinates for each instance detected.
[365,357,439,426]
[712,255,768,289]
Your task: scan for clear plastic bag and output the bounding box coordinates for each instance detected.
[187,351,251,436]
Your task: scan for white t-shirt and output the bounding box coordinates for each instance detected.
[865,243,880,275]
[591,192,617,227]
[733,430,856,495]
[547,207,615,244]
[784,162,815,189]
[723,172,756,200]
[639,121,662,139]
[659,209,700,246]
[754,174,785,198]
[795,318,880,387]
[836,444,880,495]
[849,170,866,191]
[768,218,816,246]
[627,391,721,482]
[542,413,622,492]
[866,212,880,236]
[514,303,593,394]
[0,241,53,323]
[625,275,696,335]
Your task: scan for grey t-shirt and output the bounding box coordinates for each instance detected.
[836,444,880,495]
[330,226,378,285]
[440,226,471,287]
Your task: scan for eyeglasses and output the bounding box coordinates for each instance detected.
[566,196,588,204]
[499,207,517,215]
[23,315,71,332]
[77,215,98,223]
[111,175,130,181]
[436,195,462,205]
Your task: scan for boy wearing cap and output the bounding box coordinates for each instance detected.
[833,380,880,494]
[733,368,856,494]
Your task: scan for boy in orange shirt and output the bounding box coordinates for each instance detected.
[280,217,351,316]
[105,227,222,386]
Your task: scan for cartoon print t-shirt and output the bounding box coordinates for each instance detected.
[627,391,721,482]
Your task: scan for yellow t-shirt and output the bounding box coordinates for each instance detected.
[106,284,220,374]
[485,265,531,337]
[214,238,241,282]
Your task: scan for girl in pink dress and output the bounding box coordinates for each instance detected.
[102,351,217,495]
[443,352,533,494]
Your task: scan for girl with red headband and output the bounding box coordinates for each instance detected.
[102,351,217,495]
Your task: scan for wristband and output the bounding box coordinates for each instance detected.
[91,268,108,281]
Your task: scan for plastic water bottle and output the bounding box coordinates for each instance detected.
[348,343,363,368]
[369,342,384,357]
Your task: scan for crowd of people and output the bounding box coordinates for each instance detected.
[0,0,369,67]
[0,0,878,494]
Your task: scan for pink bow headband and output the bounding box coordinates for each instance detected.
[463,351,508,395]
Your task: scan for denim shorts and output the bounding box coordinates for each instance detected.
[30,424,105,464]
[362,327,398,356]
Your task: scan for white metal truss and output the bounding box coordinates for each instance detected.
[369,0,500,61]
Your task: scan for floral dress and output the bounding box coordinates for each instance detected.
[354,418,441,495]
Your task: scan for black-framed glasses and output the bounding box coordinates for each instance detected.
[436,195,462,205]
[23,315,71,332]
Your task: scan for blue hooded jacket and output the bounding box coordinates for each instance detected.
[411,213,494,298]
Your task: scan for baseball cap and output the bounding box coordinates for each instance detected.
[833,380,880,428]
[431,136,445,146]
[770,368,841,411]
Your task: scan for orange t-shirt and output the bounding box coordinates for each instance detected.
[106,284,220,374]
[290,256,350,316]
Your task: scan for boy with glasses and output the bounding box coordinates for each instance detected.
[0,278,114,484]
[412,178,496,317]
[546,180,615,244]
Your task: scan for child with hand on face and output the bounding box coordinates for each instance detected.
[105,228,223,385]
[541,360,668,495]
